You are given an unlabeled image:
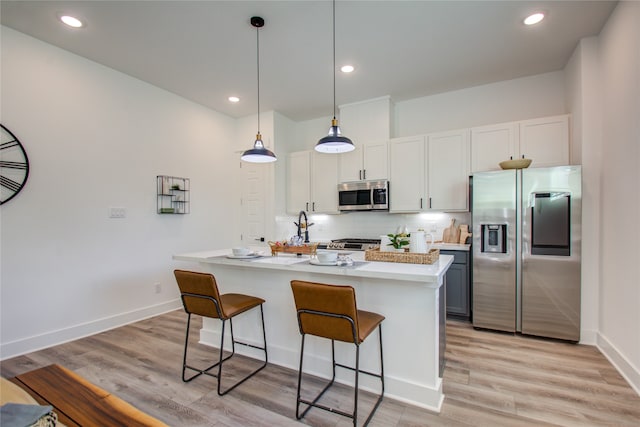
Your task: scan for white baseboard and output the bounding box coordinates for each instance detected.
[0,299,182,361]
[597,332,640,396]
[579,328,598,345]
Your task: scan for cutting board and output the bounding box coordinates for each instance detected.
[459,224,472,244]
[443,219,461,243]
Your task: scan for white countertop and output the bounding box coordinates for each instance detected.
[173,249,454,288]
[431,242,471,251]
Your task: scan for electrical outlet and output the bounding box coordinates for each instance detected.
[154,283,162,294]
[109,207,126,218]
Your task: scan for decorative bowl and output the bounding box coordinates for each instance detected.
[499,158,532,170]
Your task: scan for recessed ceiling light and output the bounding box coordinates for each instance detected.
[341,65,355,73]
[59,15,84,28]
[228,96,240,103]
[524,13,545,26]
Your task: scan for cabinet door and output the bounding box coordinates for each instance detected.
[311,152,339,214]
[470,122,518,173]
[363,140,388,180]
[428,130,470,211]
[445,263,469,317]
[338,144,363,183]
[519,115,569,167]
[389,136,425,212]
[287,151,311,214]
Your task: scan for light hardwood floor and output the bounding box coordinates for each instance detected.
[2,310,639,426]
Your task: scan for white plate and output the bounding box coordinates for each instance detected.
[226,253,262,259]
[309,259,338,266]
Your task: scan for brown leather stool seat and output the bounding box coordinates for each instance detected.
[174,269,267,395]
[290,280,385,426]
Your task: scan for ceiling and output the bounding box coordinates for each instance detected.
[1,1,617,121]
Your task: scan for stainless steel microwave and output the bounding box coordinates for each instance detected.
[338,180,389,211]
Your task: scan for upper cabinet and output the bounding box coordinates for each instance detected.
[389,129,470,213]
[338,140,388,182]
[338,97,392,183]
[518,115,570,167]
[471,114,569,173]
[287,150,339,215]
[428,130,470,211]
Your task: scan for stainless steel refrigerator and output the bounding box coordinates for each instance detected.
[472,166,581,341]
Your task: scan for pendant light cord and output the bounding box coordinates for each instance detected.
[332,0,336,120]
[256,23,261,133]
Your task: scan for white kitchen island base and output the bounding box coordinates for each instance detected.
[173,249,453,412]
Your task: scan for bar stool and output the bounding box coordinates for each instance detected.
[174,269,267,395]
[290,280,385,426]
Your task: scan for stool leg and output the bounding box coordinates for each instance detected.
[295,334,306,420]
[217,304,268,396]
[353,344,360,426]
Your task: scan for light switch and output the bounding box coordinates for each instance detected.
[109,207,126,218]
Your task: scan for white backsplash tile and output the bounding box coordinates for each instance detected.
[275,211,471,243]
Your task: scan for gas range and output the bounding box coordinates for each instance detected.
[317,238,381,251]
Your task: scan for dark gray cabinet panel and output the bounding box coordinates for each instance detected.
[442,250,471,320]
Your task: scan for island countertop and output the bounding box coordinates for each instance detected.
[173,249,453,288]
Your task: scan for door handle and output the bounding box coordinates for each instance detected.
[420,198,423,209]
[312,202,315,211]
[429,197,432,208]
[359,170,362,180]
[306,202,309,211]
[363,169,366,180]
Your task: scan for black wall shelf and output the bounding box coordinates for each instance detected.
[157,175,190,214]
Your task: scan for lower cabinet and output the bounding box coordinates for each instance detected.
[441,250,471,320]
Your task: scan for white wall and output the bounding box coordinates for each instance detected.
[564,37,602,345]
[394,71,567,137]
[594,1,640,394]
[0,27,238,359]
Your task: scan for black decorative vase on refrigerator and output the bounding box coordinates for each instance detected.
[472,166,581,342]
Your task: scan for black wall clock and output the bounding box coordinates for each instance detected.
[0,124,30,205]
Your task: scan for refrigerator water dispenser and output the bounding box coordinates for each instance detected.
[481,224,507,253]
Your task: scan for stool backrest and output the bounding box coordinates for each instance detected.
[174,270,224,318]
[290,280,359,343]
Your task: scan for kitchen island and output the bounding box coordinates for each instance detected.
[173,249,453,411]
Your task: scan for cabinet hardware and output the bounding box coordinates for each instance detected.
[306,202,309,211]
[420,198,423,209]
[429,197,432,208]
[312,202,315,211]
[254,237,265,242]
[363,170,366,180]
[359,170,362,180]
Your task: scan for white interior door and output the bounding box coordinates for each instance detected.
[240,162,267,245]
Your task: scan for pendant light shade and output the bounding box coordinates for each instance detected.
[316,118,354,153]
[242,16,276,163]
[315,0,354,154]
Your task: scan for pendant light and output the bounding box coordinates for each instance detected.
[241,16,277,163]
[315,0,355,154]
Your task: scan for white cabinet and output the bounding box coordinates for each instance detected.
[519,115,569,167]
[389,136,425,212]
[287,151,339,214]
[389,130,470,212]
[470,114,569,172]
[471,123,518,173]
[339,140,388,182]
[428,130,470,211]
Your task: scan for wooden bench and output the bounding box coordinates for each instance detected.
[9,364,168,427]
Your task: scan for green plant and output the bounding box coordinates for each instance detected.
[171,184,181,190]
[387,233,410,250]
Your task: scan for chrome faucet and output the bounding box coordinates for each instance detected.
[295,210,313,243]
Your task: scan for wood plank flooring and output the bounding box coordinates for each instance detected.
[2,310,639,426]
